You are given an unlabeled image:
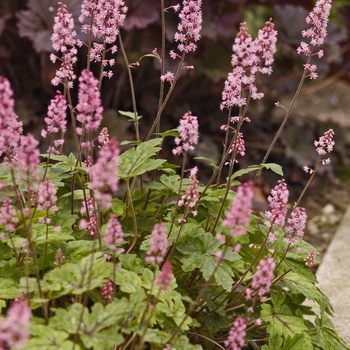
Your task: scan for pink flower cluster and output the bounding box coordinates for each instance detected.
[0,76,23,162]
[79,0,127,76]
[222,181,254,237]
[178,166,199,210]
[155,261,172,292]
[50,2,78,87]
[16,134,40,192]
[38,180,59,221]
[224,317,246,350]
[0,297,31,349]
[246,256,275,303]
[220,20,277,110]
[0,197,18,238]
[88,137,120,208]
[305,250,317,267]
[297,0,332,57]
[79,196,97,235]
[146,222,168,264]
[76,69,103,135]
[104,214,124,254]
[304,129,335,173]
[265,179,289,228]
[174,0,202,53]
[285,207,307,244]
[79,0,127,44]
[228,132,245,163]
[41,92,67,153]
[101,279,114,302]
[173,111,199,155]
[314,128,335,159]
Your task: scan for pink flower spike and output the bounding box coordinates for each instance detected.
[224,317,246,350]
[0,197,18,234]
[105,214,124,254]
[285,207,307,244]
[264,179,289,228]
[38,180,59,213]
[178,166,199,209]
[4,297,31,349]
[314,129,335,156]
[297,0,332,56]
[155,261,172,292]
[146,222,168,264]
[174,0,202,53]
[16,134,40,192]
[88,137,120,209]
[172,111,199,155]
[250,256,275,298]
[222,181,254,237]
[51,2,77,87]
[76,69,103,133]
[0,76,23,161]
[42,92,67,138]
[101,279,114,302]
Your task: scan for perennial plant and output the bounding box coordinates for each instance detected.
[0,0,348,349]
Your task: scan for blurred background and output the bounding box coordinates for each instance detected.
[1,0,350,258]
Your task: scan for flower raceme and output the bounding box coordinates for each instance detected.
[304,129,335,173]
[173,111,199,155]
[174,0,202,54]
[79,0,127,77]
[0,297,31,349]
[220,19,277,110]
[87,137,120,209]
[76,69,103,135]
[0,76,23,161]
[222,181,254,237]
[224,317,247,350]
[146,222,168,264]
[79,0,127,44]
[264,179,289,229]
[104,214,124,254]
[297,0,332,56]
[50,2,78,87]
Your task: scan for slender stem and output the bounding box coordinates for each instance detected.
[155,0,166,134]
[187,332,226,350]
[126,179,138,253]
[254,54,313,185]
[294,157,321,210]
[145,51,187,141]
[118,31,140,141]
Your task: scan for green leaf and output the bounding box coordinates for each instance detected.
[261,304,307,338]
[0,242,13,260]
[119,138,166,179]
[111,197,126,216]
[158,129,179,138]
[50,302,126,350]
[31,224,74,245]
[113,268,142,293]
[28,324,80,350]
[118,110,142,121]
[263,163,284,176]
[0,278,19,299]
[231,163,283,180]
[283,272,321,302]
[177,232,236,291]
[194,156,218,168]
[139,53,162,63]
[282,333,313,350]
[263,333,283,350]
[313,314,350,350]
